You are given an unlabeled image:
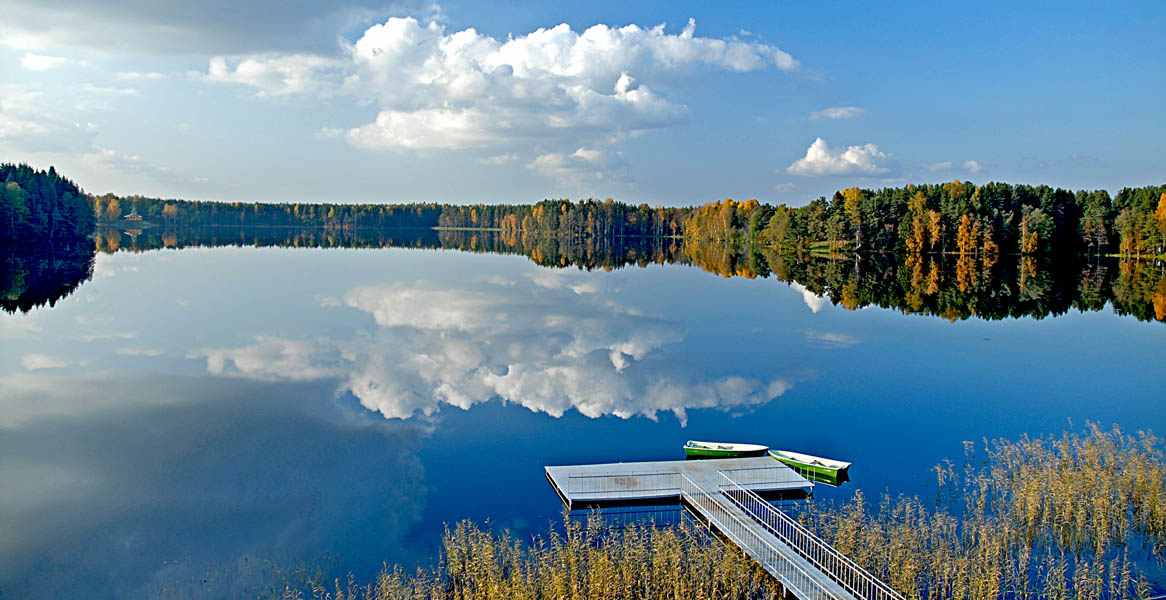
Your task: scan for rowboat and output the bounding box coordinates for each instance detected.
[768,450,851,477]
[802,468,850,487]
[683,440,769,458]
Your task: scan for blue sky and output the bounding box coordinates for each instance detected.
[1,0,1162,205]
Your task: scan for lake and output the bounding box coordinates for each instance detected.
[1,242,1163,598]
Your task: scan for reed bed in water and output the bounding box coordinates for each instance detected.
[284,518,781,600]
[280,424,1163,600]
[798,424,1165,599]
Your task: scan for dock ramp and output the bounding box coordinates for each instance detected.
[545,458,903,600]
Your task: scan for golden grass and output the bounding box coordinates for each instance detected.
[275,424,1163,600]
[277,518,781,600]
[799,423,1164,599]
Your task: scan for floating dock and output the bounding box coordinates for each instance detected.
[545,456,904,600]
[545,456,811,509]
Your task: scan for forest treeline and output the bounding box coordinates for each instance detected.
[3,162,1163,318]
[688,182,1166,258]
[2,160,1162,259]
[1,163,97,313]
[437,198,688,238]
[90,193,443,229]
[90,181,1166,258]
[0,163,94,252]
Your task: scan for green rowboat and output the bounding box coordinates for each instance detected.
[769,450,851,477]
[801,468,850,487]
[684,440,769,458]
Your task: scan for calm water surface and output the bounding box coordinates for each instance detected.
[1,246,1162,598]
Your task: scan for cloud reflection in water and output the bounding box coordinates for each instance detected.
[200,274,793,425]
[0,374,427,598]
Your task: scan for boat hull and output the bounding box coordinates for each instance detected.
[684,441,769,459]
[769,451,850,477]
[684,447,768,458]
[802,469,850,486]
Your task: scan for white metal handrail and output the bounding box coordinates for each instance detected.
[681,474,849,600]
[567,471,680,499]
[718,464,814,489]
[718,471,904,600]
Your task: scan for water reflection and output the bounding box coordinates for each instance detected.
[1,242,1162,599]
[0,241,95,313]
[198,273,792,424]
[7,226,1163,324]
[0,373,427,598]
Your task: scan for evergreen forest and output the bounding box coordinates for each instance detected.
[3,162,1163,321]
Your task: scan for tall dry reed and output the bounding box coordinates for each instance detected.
[275,424,1163,600]
[278,517,781,600]
[800,423,1164,599]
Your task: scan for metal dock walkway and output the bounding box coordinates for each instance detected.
[545,456,812,509]
[545,458,903,600]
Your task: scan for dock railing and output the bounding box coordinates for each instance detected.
[719,464,814,490]
[681,473,849,600]
[567,471,680,500]
[719,470,905,600]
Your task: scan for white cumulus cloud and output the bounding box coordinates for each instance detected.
[786,137,891,177]
[20,354,71,370]
[81,148,166,178]
[0,83,96,151]
[809,106,866,120]
[198,54,342,96]
[478,153,518,165]
[199,16,798,153]
[20,53,67,70]
[115,71,166,80]
[115,347,166,357]
[925,159,981,174]
[527,147,627,186]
